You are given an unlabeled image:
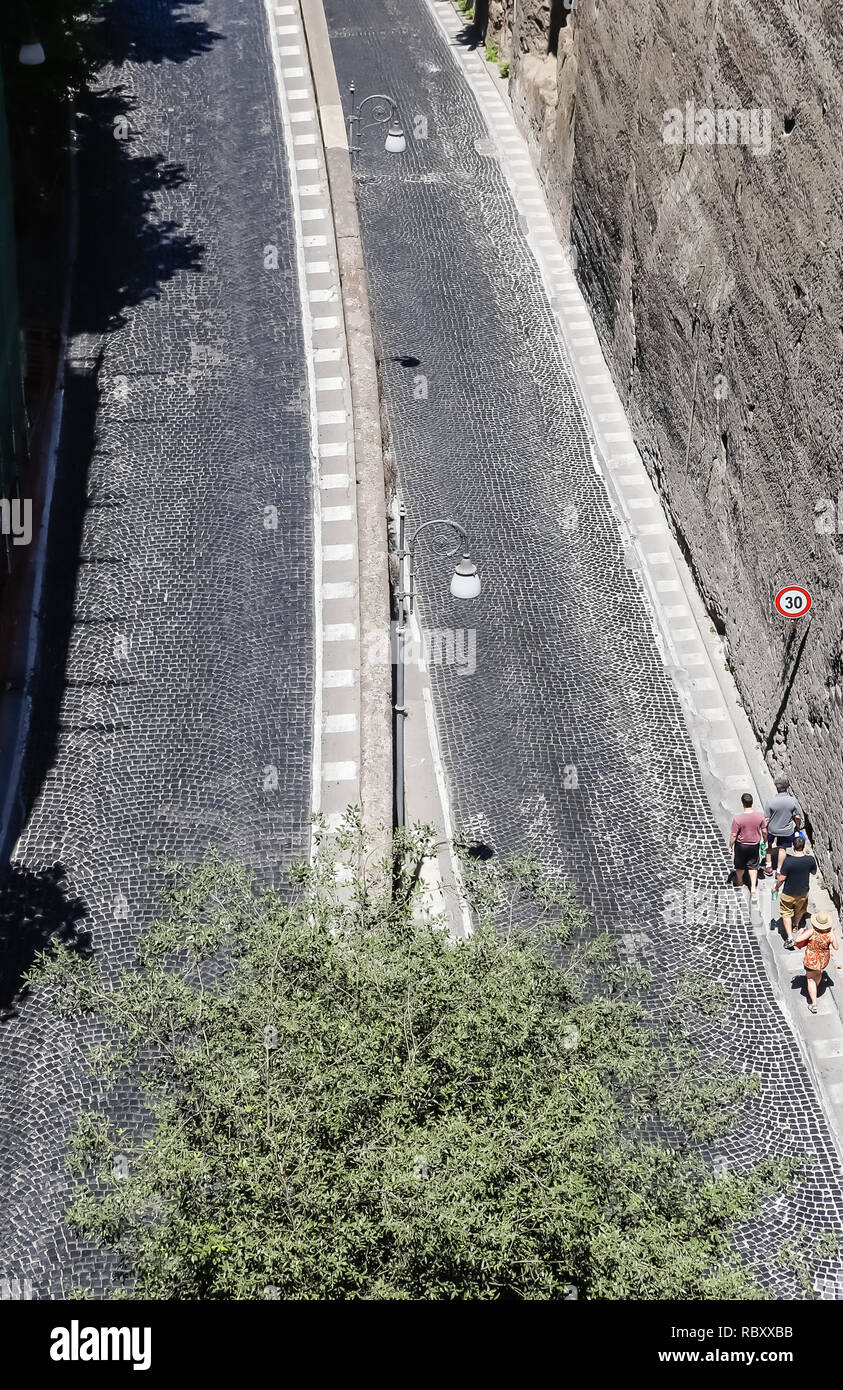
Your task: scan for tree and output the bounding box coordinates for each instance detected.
[28,815,803,1300]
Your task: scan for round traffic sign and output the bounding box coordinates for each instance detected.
[774,585,812,618]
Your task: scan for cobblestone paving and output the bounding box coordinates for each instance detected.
[325,0,843,1296]
[0,0,313,1296]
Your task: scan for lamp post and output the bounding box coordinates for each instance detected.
[395,505,481,828]
[346,82,406,168]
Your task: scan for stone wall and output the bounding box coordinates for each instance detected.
[491,0,843,900]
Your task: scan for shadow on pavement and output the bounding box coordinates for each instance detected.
[0,862,90,1020]
[1,8,212,951]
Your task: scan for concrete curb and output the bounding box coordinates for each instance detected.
[300,0,393,852]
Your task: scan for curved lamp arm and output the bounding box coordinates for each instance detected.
[354,92,399,131]
[399,512,469,613]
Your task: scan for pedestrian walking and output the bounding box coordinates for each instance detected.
[776,833,818,948]
[763,776,803,875]
[794,911,840,1014]
[728,792,766,902]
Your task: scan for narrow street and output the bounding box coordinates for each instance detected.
[324,0,843,1294]
[0,0,314,1295]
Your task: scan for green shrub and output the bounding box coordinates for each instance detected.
[28,818,807,1299]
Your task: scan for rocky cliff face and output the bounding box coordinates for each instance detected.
[492,0,843,899]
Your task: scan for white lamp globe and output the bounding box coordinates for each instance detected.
[450,554,481,601]
[19,41,46,65]
[384,122,406,154]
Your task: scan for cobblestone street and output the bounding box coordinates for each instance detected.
[324,0,843,1295]
[0,0,314,1295]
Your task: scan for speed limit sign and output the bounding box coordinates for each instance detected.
[774,585,812,618]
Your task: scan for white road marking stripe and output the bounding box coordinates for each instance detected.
[323,670,354,688]
[322,505,353,522]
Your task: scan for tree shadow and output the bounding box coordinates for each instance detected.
[0,861,91,1019]
[4,39,206,855]
[70,85,203,336]
[454,23,485,53]
[105,0,223,68]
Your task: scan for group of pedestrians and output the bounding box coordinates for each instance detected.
[728,776,840,1013]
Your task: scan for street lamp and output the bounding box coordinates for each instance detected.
[16,2,45,63]
[18,40,45,65]
[394,505,481,828]
[347,82,406,168]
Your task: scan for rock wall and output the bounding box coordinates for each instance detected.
[492,0,843,900]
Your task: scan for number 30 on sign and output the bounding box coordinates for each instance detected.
[775,586,812,617]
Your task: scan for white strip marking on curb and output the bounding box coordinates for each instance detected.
[323,762,357,781]
[324,713,357,733]
[323,669,354,688]
[264,0,326,835]
[324,544,354,562]
[322,505,353,522]
[324,624,356,642]
[320,473,349,489]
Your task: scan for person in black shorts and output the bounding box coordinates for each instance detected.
[776,833,818,948]
[728,792,766,900]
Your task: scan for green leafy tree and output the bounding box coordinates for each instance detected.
[28,816,805,1299]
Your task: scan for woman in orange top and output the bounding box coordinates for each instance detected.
[795,911,841,1014]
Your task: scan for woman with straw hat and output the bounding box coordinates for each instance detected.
[794,911,841,1014]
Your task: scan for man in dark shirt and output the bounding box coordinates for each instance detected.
[776,833,818,948]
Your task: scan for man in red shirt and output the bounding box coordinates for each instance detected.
[728,792,767,902]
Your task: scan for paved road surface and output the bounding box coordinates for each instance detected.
[0,0,313,1296]
[324,0,843,1296]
